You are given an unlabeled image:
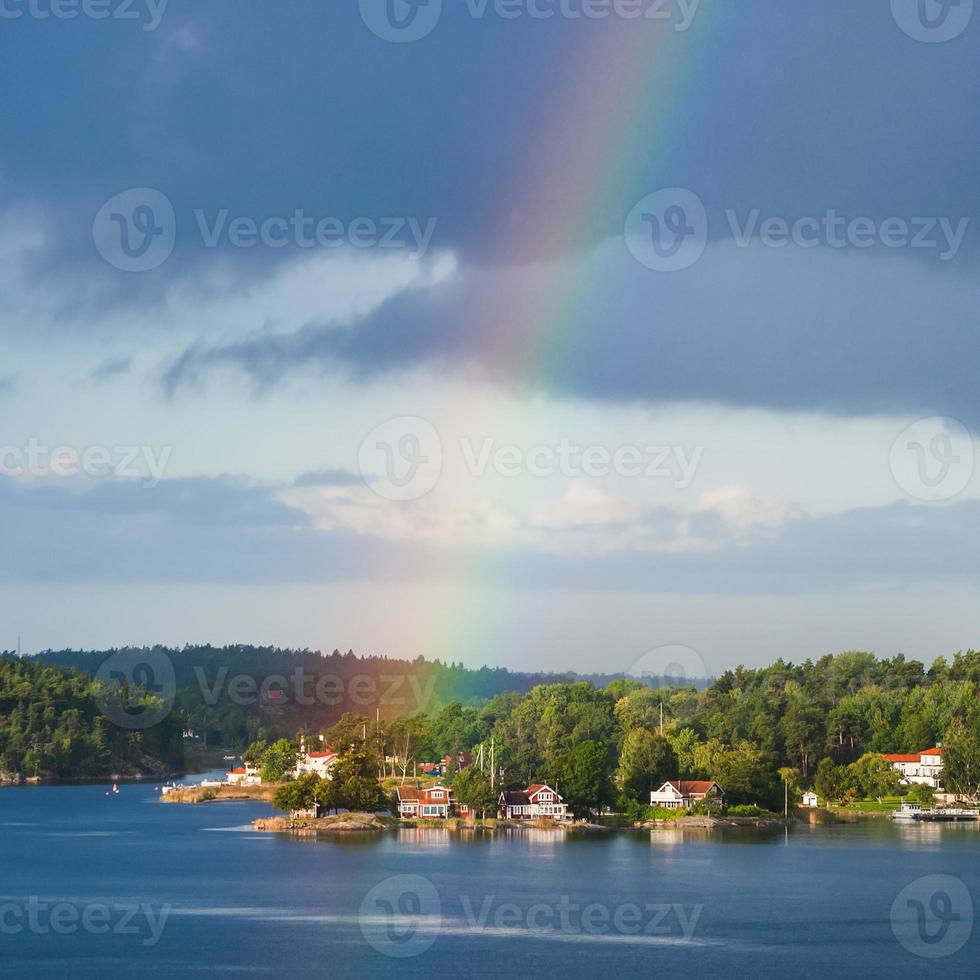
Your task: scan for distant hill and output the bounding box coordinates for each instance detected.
[28,645,710,749]
[0,655,184,781]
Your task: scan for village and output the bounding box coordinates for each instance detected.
[164,737,975,826]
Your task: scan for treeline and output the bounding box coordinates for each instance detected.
[0,656,184,779]
[22,645,980,807]
[32,645,704,750]
[262,650,980,814]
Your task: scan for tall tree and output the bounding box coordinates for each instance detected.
[561,740,613,819]
[452,766,497,819]
[941,717,980,799]
[619,728,677,800]
[259,739,297,782]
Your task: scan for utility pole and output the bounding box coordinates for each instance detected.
[659,701,664,736]
[490,737,495,791]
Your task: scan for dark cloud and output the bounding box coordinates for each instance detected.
[162,241,980,427]
[4,0,978,301]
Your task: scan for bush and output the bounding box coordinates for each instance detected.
[636,805,685,821]
[905,783,936,806]
[728,804,771,817]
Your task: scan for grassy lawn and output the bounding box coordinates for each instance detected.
[829,797,904,813]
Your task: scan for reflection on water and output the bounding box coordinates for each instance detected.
[2,786,980,979]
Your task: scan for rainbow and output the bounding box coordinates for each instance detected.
[415,10,730,667]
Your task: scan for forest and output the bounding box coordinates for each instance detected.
[279,649,980,812]
[10,647,980,806]
[0,656,184,779]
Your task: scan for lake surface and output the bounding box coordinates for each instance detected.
[2,777,980,978]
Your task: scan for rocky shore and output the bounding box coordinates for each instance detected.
[254,812,394,833]
[634,815,794,829]
[252,813,619,836]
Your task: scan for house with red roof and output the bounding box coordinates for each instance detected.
[226,762,262,786]
[395,784,456,818]
[650,780,725,810]
[498,784,569,821]
[883,747,943,788]
[295,746,339,780]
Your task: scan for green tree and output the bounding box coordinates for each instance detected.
[273,773,331,814]
[941,717,980,799]
[906,782,936,806]
[778,766,802,809]
[561,740,613,819]
[242,739,268,765]
[813,757,845,804]
[452,766,497,818]
[847,753,902,802]
[260,738,297,782]
[619,728,677,801]
[331,747,389,813]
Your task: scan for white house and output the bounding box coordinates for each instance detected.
[883,747,943,788]
[226,762,262,786]
[801,791,819,808]
[650,780,726,810]
[395,784,455,818]
[295,745,338,780]
[498,784,569,821]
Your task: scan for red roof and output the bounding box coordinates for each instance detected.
[501,784,564,806]
[659,780,723,796]
[229,767,246,774]
[884,748,942,763]
[396,786,453,805]
[678,780,720,794]
[308,751,336,760]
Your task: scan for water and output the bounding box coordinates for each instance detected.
[2,779,979,978]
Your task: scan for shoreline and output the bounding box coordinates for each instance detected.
[249,811,801,837]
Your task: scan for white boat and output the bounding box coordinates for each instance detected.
[890,801,922,821]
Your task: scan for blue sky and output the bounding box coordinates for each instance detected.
[1,0,978,673]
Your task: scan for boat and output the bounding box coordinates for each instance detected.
[890,801,921,821]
